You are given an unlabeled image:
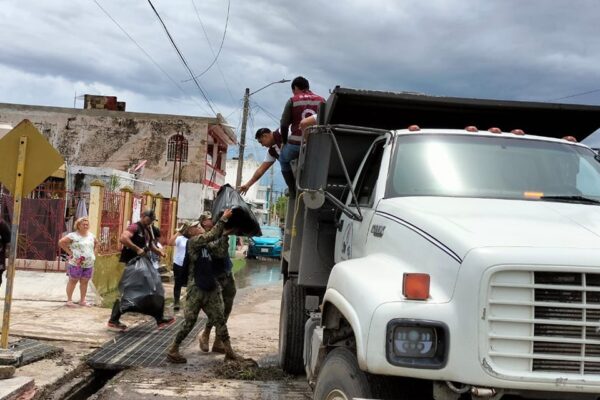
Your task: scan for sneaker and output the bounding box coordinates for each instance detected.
[107,321,128,332]
[173,303,180,312]
[157,317,176,330]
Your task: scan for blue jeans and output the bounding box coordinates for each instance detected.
[278,144,300,172]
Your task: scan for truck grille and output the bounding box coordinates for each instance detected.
[487,270,600,376]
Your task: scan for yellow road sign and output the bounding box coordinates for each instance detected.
[0,119,64,195]
[0,120,64,348]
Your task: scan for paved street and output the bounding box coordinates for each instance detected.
[94,259,312,400]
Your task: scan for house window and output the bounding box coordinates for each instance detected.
[167,134,188,162]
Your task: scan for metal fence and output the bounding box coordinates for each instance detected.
[131,193,144,225]
[0,188,90,271]
[99,191,124,255]
[0,183,177,269]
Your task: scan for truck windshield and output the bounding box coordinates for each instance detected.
[388,134,600,202]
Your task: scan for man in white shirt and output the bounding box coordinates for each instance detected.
[239,128,285,195]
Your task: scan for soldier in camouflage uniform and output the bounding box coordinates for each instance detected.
[198,212,237,353]
[166,209,245,364]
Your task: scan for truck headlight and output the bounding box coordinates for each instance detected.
[386,319,448,369]
[393,326,436,358]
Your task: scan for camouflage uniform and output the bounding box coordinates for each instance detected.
[172,218,229,346]
[206,236,237,331]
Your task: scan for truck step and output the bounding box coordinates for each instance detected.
[283,250,291,262]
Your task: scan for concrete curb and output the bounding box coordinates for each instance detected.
[0,376,35,400]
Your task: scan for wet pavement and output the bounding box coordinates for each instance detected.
[235,258,282,290]
[92,258,312,400]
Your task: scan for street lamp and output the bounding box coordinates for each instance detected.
[235,79,290,189]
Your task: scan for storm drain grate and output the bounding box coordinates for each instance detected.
[9,338,63,367]
[87,317,205,370]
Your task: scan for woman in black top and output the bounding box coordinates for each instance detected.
[0,219,10,288]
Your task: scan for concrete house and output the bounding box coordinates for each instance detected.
[0,96,236,219]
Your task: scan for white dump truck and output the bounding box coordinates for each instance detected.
[278,88,600,400]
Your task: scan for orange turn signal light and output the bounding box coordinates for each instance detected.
[403,273,430,300]
[524,191,544,199]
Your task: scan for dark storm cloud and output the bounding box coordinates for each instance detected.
[1,0,600,133]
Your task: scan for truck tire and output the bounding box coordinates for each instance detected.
[278,278,306,374]
[313,347,372,400]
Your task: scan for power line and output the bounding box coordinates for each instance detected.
[224,98,245,120]
[548,88,600,102]
[188,0,233,98]
[252,100,280,125]
[146,0,218,116]
[91,0,211,115]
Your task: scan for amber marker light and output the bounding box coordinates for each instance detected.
[523,191,544,199]
[403,273,430,300]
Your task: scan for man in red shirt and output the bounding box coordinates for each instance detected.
[278,76,325,196]
[107,210,174,331]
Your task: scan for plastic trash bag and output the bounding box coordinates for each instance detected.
[119,255,165,317]
[212,184,262,237]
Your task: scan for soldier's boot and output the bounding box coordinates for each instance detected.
[166,343,187,364]
[223,339,245,362]
[281,171,297,197]
[211,336,226,354]
[199,327,211,352]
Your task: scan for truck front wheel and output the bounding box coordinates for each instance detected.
[313,348,372,400]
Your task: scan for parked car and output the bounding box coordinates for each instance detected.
[247,225,282,259]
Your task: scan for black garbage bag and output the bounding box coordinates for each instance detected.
[119,255,165,317]
[212,184,262,237]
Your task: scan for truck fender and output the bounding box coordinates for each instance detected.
[322,288,368,370]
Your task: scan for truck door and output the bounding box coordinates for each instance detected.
[335,138,387,262]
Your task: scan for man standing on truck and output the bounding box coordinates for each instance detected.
[279,76,325,195]
[239,128,284,195]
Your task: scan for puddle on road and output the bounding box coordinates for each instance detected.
[235,259,282,289]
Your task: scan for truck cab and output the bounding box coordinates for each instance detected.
[279,88,600,400]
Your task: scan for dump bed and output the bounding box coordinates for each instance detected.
[321,87,600,141]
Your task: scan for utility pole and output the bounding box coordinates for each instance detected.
[234,79,289,190]
[235,88,250,189]
[267,166,274,224]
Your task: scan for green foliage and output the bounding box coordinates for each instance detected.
[108,174,121,191]
[273,196,288,222]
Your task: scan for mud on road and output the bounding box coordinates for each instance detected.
[91,260,312,400]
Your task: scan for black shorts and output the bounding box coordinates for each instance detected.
[173,263,188,288]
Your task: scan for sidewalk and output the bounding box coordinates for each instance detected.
[0,270,150,398]
[0,270,108,345]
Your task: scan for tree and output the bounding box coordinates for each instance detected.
[274,196,288,223]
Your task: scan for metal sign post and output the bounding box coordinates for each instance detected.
[0,119,64,349]
[1,137,27,348]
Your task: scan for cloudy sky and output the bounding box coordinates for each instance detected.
[2,0,600,183]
